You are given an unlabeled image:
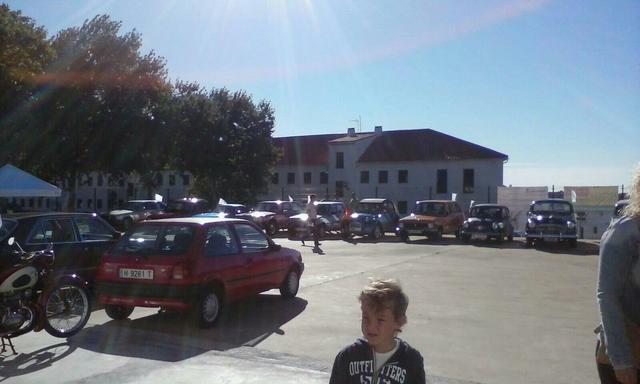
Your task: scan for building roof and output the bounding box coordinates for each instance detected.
[329,133,377,143]
[274,134,343,166]
[357,129,508,163]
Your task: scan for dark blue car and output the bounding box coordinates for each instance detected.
[342,198,399,240]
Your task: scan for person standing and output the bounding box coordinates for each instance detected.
[303,194,320,248]
[596,164,640,384]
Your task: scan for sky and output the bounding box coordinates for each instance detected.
[5,0,639,190]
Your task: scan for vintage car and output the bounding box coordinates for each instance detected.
[342,198,400,240]
[106,199,167,230]
[287,201,346,240]
[396,200,465,241]
[0,212,120,285]
[525,199,577,247]
[461,204,514,243]
[95,217,304,327]
[148,197,210,220]
[246,200,304,236]
[194,203,249,219]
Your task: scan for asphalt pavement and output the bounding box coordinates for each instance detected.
[0,234,600,384]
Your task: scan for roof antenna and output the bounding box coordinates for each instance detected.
[349,115,362,133]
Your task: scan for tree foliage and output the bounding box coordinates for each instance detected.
[0,5,279,209]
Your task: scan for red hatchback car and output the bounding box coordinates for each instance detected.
[95,217,304,327]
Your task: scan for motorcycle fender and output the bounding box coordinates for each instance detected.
[34,274,90,331]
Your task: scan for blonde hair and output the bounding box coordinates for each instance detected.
[623,164,640,219]
[359,278,408,327]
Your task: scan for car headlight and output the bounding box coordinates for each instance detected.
[351,213,359,219]
[492,222,499,230]
[566,221,576,229]
[527,219,536,229]
[399,222,404,228]
[463,222,469,228]
[492,222,504,229]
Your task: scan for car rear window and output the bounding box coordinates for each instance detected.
[415,202,446,216]
[470,206,504,219]
[0,219,17,242]
[113,223,194,256]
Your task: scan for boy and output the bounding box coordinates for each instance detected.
[329,278,426,384]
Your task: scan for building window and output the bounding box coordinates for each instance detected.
[118,178,125,187]
[437,169,448,194]
[156,173,163,186]
[378,170,388,184]
[397,201,408,214]
[593,226,598,235]
[46,199,50,209]
[127,183,134,197]
[98,174,104,187]
[463,169,474,193]
[37,198,42,208]
[304,172,312,184]
[87,199,93,209]
[77,199,82,209]
[97,199,103,209]
[182,174,190,186]
[360,171,370,184]
[336,152,344,169]
[336,181,344,198]
[169,174,176,186]
[271,172,279,185]
[29,198,34,208]
[320,172,328,185]
[86,176,93,187]
[398,170,408,184]
[287,172,295,185]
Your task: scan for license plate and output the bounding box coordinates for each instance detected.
[119,268,153,280]
[472,234,486,240]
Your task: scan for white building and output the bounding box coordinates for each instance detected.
[564,186,618,240]
[261,127,508,215]
[497,186,549,233]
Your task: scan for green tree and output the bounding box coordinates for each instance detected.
[171,83,279,204]
[19,15,170,210]
[0,4,53,165]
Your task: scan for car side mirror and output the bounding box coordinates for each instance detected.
[113,232,123,239]
[269,243,282,251]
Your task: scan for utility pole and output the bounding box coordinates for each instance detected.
[350,116,362,133]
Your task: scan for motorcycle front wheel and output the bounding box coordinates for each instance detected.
[43,282,91,338]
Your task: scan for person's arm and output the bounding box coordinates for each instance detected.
[597,221,638,370]
[414,353,427,384]
[329,351,348,384]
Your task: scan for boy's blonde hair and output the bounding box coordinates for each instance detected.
[359,278,408,327]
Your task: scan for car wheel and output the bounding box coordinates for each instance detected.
[370,225,382,241]
[462,234,471,243]
[280,270,300,299]
[525,238,533,248]
[195,289,222,328]
[507,234,514,242]
[105,304,134,320]
[399,231,409,242]
[496,235,503,243]
[43,282,91,338]
[265,221,277,236]
[435,227,443,240]
[341,224,351,239]
[569,238,578,248]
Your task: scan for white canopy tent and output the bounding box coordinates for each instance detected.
[0,164,62,197]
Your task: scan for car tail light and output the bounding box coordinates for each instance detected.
[172,264,189,280]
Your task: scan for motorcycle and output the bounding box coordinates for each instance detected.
[0,237,91,354]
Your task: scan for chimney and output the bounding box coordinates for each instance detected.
[347,127,356,137]
[374,125,383,134]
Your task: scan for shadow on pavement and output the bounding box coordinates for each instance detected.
[526,240,599,256]
[0,342,77,382]
[74,295,308,362]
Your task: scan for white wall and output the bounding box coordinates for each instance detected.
[497,186,549,233]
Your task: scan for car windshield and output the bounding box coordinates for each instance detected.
[470,206,504,219]
[531,202,573,214]
[415,202,446,217]
[216,205,248,214]
[123,202,146,211]
[357,203,382,214]
[167,201,195,212]
[255,202,279,212]
[317,204,333,215]
[0,219,18,242]
[113,224,194,256]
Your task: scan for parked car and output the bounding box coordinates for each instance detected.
[106,200,167,230]
[95,217,304,327]
[247,200,304,236]
[525,199,577,247]
[343,198,400,240]
[148,197,210,219]
[0,212,120,285]
[194,203,249,219]
[396,200,465,241]
[287,201,346,240]
[461,204,514,243]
